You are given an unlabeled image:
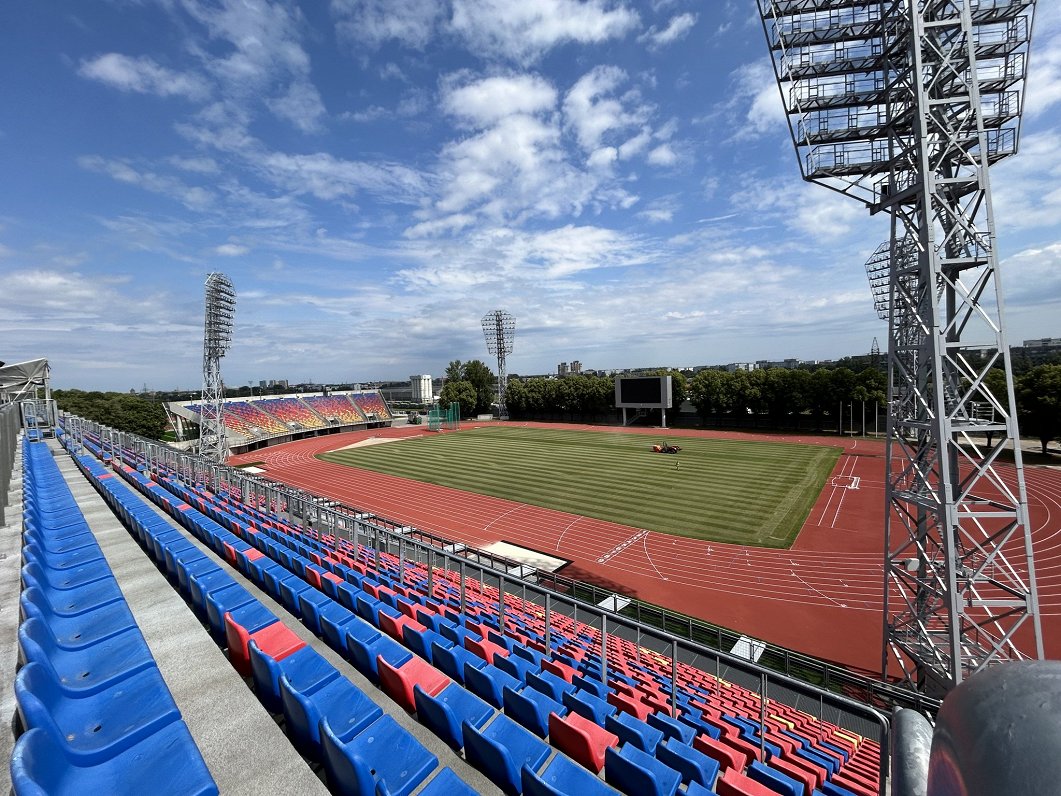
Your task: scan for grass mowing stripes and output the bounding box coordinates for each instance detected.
[317,427,842,549]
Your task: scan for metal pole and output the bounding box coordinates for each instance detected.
[459,559,467,617]
[759,672,767,762]
[399,535,405,585]
[427,547,434,600]
[545,592,551,651]
[499,574,506,633]
[671,639,678,718]
[601,614,608,687]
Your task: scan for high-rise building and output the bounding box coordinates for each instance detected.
[571,360,582,374]
[557,362,569,377]
[410,374,433,403]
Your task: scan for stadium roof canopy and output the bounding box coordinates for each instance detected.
[0,358,50,403]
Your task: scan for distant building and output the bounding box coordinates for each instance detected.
[726,363,756,372]
[410,374,433,403]
[570,360,582,374]
[755,358,802,369]
[258,380,267,389]
[1022,338,1061,349]
[557,362,569,377]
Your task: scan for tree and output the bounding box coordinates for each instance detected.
[461,359,497,415]
[53,389,168,439]
[1017,364,1061,453]
[689,369,727,420]
[444,360,463,383]
[438,380,478,419]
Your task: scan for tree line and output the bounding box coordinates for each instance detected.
[53,390,168,439]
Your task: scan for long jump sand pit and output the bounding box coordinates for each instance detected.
[332,434,425,452]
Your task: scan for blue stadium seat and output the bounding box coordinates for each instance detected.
[526,669,576,703]
[563,687,617,725]
[18,619,154,696]
[431,641,485,685]
[647,711,696,745]
[657,738,721,789]
[503,683,565,738]
[280,669,381,761]
[11,723,218,796]
[418,767,481,796]
[321,714,438,796]
[604,743,682,796]
[345,626,412,683]
[465,662,524,709]
[496,652,539,683]
[747,761,802,796]
[15,661,180,765]
[462,714,551,796]
[521,754,618,796]
[605,710,665,754]
[413,682,494,751]
[248,641,335,715]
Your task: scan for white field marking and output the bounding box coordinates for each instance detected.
[331,435,423,452]
[555,516,581,551]
[482,504,524,533]
[597,529,650,564]
[642,534,668,581]
[790,571,847,608]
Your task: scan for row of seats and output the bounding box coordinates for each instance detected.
[303,395,369,425]
[68,434,481,796]
[255,398,328,430]
[350,392,392,420]
[186,460,881,795]
[12,439,217,795]
[74,430,881,796]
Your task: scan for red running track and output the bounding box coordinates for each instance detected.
[229,423,1061,673]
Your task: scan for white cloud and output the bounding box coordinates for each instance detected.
[78,155,215,211]
[332,0,444,49]
[256,151,430,204]
[442,73,557,126]
[450,0,640,63]
[647,143,677,166]
[78,53,209,100]
[563,66,649,154]
[214,243,249,256]
[180,0,326,133]
[1024,20,1061,118]
[169,156,219,174]
[638,12,697,49]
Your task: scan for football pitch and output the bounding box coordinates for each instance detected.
[317,426,842,548]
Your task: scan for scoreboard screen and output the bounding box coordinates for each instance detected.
[614,376,672,409]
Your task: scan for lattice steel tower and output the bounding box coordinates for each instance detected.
[200,272,236,464]
[481,310,515,421]
[760,0,1042,692]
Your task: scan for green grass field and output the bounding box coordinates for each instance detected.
[317,426,842,548]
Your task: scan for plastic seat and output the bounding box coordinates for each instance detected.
[526,669,576,703]
[746,761,803,796]
[280,668,380,761]
[548,710,619,773]
[377,655,449,713]
[223,602,278,676]
[413,682,494,751]
[605,710,665,753]
[604,743,682,796]
[204,583,255,640]
[563,687,617,725]
[648,711,696,745]
[18,620,154,696]
[572,674,610,700]
[20,580,123,618]
[608,690,652,721]
[431,641,485,685]
[715,766,781,796]
[503,683,564,738]
[10,723,218,796]
[319,603,361,654]
[15,661,180,765]
[418,767,482,795]
[402,625,453,664]
[321,714,438,796]
[346,627,412,683]
[522,753,620,796]
[20,560,111,592]
[462,713,551,796]
[23,600,137,650]
[297,589,340,635]
[496,652,538,683]
[465,662,524,709]
[657,738,721,789]
[248,641,332,714]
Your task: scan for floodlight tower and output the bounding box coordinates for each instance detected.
[760,0,1043,692]
[481,310,515,420]
[200,272,236,463]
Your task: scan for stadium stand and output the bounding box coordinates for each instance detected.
[351,391,391,420]
[253,398,327,430]
[62,425,887,796]
[9,411,1060,796]
[303,394,367,425]
[185,401,289,438]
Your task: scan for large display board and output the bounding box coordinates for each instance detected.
[614,375,672,409]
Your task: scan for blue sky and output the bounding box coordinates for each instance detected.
[2,1,1060,392]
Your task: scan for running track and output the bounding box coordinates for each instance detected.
[229,423,1061,673]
